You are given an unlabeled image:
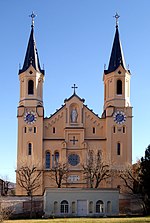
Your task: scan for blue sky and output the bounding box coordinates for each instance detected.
[0,0,150,182]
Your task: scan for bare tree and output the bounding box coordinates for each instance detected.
[119,162,141,194]
[83,150,111,188]
[49,162,69,188]
[0,205,14,222]
[118,162,146,214]
[16,165,42,218]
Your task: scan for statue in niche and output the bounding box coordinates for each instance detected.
[71,108,78,123]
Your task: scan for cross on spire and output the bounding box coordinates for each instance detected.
[72,84,78,95]
[29,11,37,28]
[113,12,120,28]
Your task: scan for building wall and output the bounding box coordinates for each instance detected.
[16,21,132,196]
[44,188,119,217]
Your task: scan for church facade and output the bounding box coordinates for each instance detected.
[16,14,132,198]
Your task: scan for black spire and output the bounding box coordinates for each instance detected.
[104,13,126,74]
[19,12,44,75]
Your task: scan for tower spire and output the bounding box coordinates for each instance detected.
[19,12,44,75]
[104,13,126,74]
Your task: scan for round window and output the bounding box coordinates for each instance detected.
[68,154,80,166]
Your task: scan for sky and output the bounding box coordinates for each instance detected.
[0,0,150,183]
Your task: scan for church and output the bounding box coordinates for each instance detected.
[16,13,132,216]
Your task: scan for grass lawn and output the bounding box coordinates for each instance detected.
[4,217,150,223]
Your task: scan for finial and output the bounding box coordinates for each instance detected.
[29,11,37,28]
[72,84,78,95]
[113,12,120,28]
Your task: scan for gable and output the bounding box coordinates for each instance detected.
[44,105,65,139]
[44,94,106,140]
[83,106,105,139]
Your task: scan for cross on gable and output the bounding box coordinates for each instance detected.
[70,136,78,145]
[72,84,78,95]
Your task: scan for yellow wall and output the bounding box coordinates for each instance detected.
[16,62,132,195]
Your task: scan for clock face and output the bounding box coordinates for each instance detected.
[24,112,36,124]
[68,154,80,166]
[113,111,126,124]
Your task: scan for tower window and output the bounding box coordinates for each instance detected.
[34,127,36,133]
[113,126,116,133]
[123,126,126,133]
[117,80,122,95]
[93,127,95,134]
[24,127,27,133]
[28,143,32,155]
[29,70,33,74]
[117,142,121,155]
[28,80,34,95]
[45,151,50,169]
[53,127,55,134]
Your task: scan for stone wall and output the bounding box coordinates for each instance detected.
[0,195,43,218]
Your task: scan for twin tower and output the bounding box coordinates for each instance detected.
[16,14,132,195]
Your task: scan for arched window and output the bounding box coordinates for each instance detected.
[72,201,75,213]
[107,201,112,213]
[28,143,32,155]
[54,151,59,165]
[28,80,34,95]
[96,200,104,213]
[54,201,58,214]
[89,201,93,213]
[45,151,50,169]
[117,80,122,95]
[60,200,69,213]
[117,142,121,155]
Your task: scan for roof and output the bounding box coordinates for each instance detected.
[19,25,44,75]
[104,25,126,74]
[45,92,101,120]
[64,92,85,103]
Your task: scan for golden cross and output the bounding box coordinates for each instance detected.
[114,12,120,27]
[29,12,37,27]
